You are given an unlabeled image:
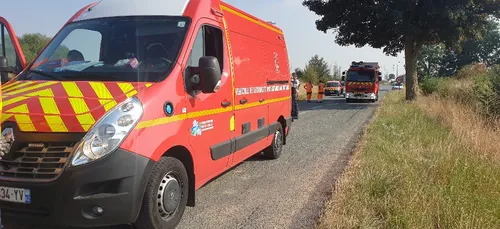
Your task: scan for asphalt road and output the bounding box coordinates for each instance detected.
[177,85,390,229]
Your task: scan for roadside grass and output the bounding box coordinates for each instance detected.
[318,91,500,228]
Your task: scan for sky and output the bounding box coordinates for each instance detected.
[1,0,406,76]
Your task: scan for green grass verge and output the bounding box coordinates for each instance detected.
[318,91,500,228]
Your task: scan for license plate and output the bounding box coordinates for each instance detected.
[354,92,363,97]
[0,186,31,204]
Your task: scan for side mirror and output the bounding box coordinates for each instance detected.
[378,76,382,81]
[0,56,10,84]
[194,56,221,94]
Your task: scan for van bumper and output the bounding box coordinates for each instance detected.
[1,148,155,228]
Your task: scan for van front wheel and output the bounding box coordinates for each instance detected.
[134,157,189,229]
[263,124,284,159]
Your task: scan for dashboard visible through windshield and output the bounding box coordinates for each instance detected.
[346,70,376,82]
[18,16,190,82]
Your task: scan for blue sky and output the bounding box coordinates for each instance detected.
[2,0,405,76]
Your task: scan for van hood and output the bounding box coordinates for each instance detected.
[1,80,153,133]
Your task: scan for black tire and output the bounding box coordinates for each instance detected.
[263,123,284,159]
[134,157,189,229]
[376,92,379,101]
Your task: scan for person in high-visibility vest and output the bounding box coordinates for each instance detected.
[317,80,325,103]
[304,81,313,102]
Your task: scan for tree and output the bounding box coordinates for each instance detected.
[307,55,331,83]
[18,33,69,64]
[331,63,342,80]
[303,0,500,100]
[302,64,320,84]
[417,44,445,77]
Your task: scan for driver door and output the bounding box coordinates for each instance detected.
[0,16,27,84]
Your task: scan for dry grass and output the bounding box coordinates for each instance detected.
[318,91,500,229]
[297,83,318,101]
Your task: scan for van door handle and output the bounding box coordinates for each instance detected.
[221,101,232,107]
[240,99,247,104]
[259,99,265,102]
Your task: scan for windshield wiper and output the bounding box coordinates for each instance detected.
[27,69,65,81]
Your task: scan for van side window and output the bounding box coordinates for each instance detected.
[188,25,224,70]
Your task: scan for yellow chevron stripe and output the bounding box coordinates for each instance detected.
[27,88,54,97]
[2,81,36,93]
[118,83,134,94]
[6,104,29,113]
[2,96,29,107]
[2,81,22,90]
[89,82,114,99]
[100,99,117,111]
[14,114,35,131]
[1,114,13,122]
[39,98,60,114]
[45,115,68,132]
[4,81,58,96]
[62,82,84,97]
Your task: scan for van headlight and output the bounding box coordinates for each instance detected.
[70,96,143,167]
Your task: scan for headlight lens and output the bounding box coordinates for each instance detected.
[70,96,143,166]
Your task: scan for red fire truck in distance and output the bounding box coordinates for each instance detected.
[0,0,292,228]
[341,61,382,103]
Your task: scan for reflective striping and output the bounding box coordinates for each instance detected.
[68,98,90,114]
[89,82,114,99]
[220,4,284,35]
[39,98,60,114]
[2,81,23,90]
[126,90,138,98]
[61,82,84,97]
[220,8,236,111]
[2,81,36,93]
[27,88,54,97]
[76,113,95,131]
[6,104,29,113]
[100,99,118,111]
[4,81,58,96]
[3,96,29,107]
[118,83,135,94]
[1,114,13,123]
[135,96,290,129]
[45,116,68,132]
[14,114,36,131]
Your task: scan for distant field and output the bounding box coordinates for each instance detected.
[318,91,500,228]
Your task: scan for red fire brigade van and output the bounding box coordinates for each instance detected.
[0,0,293,228]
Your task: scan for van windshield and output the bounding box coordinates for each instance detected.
[19,16,190,82]
[346,70,376,82]
[327,82,339,87]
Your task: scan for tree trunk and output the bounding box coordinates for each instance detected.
[404,37,421,101]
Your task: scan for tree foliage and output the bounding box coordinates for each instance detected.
[18,33,69,64]
[295,55,334,84]
[418,20,500,78]
[303,0,500,100]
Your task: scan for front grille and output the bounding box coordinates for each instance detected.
[0,142,76,182]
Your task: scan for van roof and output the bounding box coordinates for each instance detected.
[73,0,191,22]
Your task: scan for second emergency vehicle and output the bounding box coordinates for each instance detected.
[324,80,342,96]
[0,0,293,228]
[342,61,382,103]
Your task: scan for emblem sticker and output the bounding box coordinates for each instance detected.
[191,120,202,136]
[164,101,174,117]
[190,119,214,136]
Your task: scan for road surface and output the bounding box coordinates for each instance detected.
[177,86,390,229]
